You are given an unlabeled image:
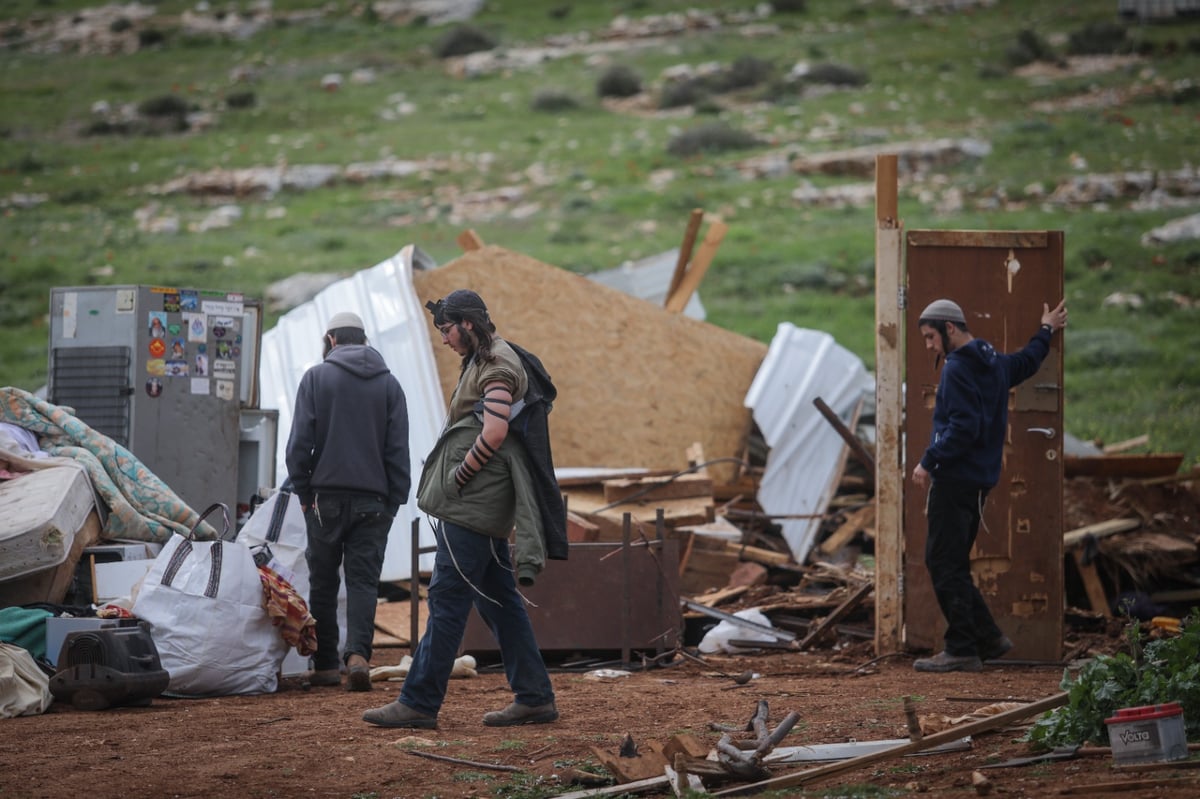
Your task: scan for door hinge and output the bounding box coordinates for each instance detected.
[898,285,907,311]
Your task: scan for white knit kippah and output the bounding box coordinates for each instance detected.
[326,311,365,332]
[918,299,966,325]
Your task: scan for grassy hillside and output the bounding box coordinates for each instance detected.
[1,0,1198,465]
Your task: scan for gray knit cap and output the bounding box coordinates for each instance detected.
[326,311,365,332]
[918,299,966,326]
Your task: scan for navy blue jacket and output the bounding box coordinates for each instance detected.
[285,344,411,516]
[919,328,1052,489]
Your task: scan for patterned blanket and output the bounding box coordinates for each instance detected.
[0,386,216,543]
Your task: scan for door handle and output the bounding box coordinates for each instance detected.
[1027,427,1055,439]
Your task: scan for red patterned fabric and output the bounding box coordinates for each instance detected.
[257,565,317,656]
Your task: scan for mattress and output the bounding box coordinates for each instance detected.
[0,465,95,582]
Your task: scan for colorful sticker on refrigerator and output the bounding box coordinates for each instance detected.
[184,312,207,342]
[212,359,236,377]
[215,380,235,401]
[190,378,210,395]
[194,353,208,377]
[148,338,166,358]
[146,359,165,376]
[149,312,167,339]
[162,293,181,313]
[165,359,188,378]
[145,377,163,398]
[180,290,199,312]
[169,338,186,360]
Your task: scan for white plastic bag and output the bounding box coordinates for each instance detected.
[0,642,52,717]
[132,504,288,697]
[697,608,779,654]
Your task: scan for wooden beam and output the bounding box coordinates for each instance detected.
[666,208,705,304]
[1070,549,1112,617]
[665,220,728,313]
[1063,518,1141,549]
[873,153,904,656]
[712,692,1069,796]
[456,228,484,251]
[813,396,875,477]
[797,581,873,650]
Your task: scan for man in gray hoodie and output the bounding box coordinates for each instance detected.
[285,311,410,692]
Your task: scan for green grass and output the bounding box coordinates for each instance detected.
[2,0,1199,465]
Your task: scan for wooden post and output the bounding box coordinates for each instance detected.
[874,154,904,656]
[664,220,728,313]
[666,208,705,303]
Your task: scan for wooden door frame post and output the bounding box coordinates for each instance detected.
[874,154,904,655]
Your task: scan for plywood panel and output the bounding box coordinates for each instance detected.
[411,246,768,477]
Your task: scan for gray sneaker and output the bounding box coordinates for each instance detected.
[362,702,437,729]
[482,702,559,727]
[913,651,983,673]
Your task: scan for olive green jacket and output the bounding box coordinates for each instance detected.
[416,415,546,585]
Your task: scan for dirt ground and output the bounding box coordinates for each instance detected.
[3,624,1198,799]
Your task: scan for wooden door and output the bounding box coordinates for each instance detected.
[903,230,1064,662]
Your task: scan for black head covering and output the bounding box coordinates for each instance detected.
[425,289,489,327]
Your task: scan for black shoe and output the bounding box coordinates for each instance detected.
[980,635,1014,662]
[362,702,437,729]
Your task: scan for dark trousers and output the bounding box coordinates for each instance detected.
[305,493,391,671]
[925,479,1003,656]
[400,520,555,717]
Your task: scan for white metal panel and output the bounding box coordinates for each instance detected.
[259,245,443,582]
[745,323,873,563]
[588,249,706,319]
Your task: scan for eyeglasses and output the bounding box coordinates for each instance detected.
[438,323,455,338]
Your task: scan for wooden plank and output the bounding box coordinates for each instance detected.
[603,473,714,504]
[1071,550,1112,617]
[1063,518,1141,549]
[456,228,484,251]
[873,157,904,657]
[712,692,1069,796]
[798,581,874,650]
[1065,453,1184,479]
[1102,434,1150,454]
[813,396,875,477]
[722,541,792,567]
[590,744,670,784]
[818,504,875,555]
[666,208,705,303]
[551,774,669,799]
[665,220,728,313]
[907,230,1048,249]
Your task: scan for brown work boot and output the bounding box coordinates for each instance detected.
[482,701,559,727]
[346,654,372,692]
[307,668,342,687]
[913,651,983,673]
[362,702,437,729]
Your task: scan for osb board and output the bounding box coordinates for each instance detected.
[410,245,768,478]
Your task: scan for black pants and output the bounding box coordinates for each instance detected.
[305,492,391,671]
[925,479,1003,656]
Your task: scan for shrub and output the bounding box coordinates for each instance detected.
[530,89,579,112]
[595,64,642,98]
[1067,22,1131,56]
[138,28,166,48]
[719,55,774,91]
[225,90,256,110]
[667,121,761,157]
[110,16,133,33]
[804,62,867,87]
[434,24,497,59]
[138,94,189,117]
[659,79,709,109]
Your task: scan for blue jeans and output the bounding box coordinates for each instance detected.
[400,521,554,717]
[925,479,1003,656]
[305,492,391,671]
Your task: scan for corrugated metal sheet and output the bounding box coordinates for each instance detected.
[744,323,873,563]
[588,249,706,319]
[259,245,444,582]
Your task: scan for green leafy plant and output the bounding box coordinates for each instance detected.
[1025,614,1200,749]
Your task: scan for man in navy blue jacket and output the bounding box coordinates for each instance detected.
[910,297,1068,672]
[286,311,410,691]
